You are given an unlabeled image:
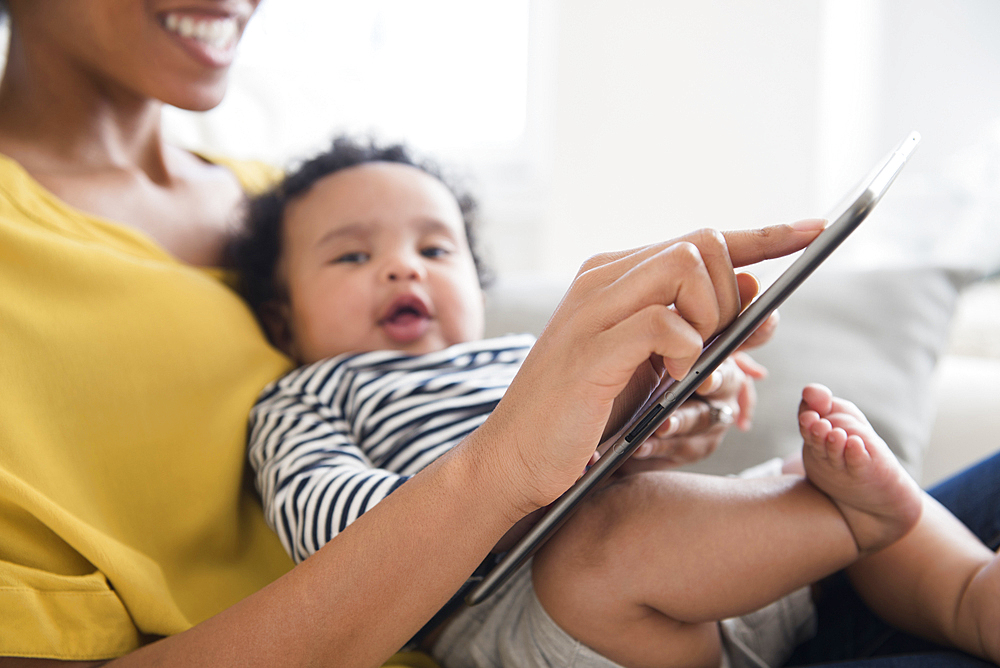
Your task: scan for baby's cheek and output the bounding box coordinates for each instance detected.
[296,316,355,363]
[461,288,488,342]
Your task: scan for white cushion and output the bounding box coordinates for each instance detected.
[683,266,970,480]
[483,267,970,483]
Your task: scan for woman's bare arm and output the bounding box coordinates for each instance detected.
[1,437,525,668]
[1,223,822,668]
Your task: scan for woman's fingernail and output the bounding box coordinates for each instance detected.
[706,371,723,393]
[662,416,680,437]
[791,218,827,232]
[636,443,652,458]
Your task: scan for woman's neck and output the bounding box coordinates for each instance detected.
[0,26,248,267]
[0,32,169,182]
[0,49,247,267]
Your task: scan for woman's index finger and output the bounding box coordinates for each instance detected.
[723,220,825,268]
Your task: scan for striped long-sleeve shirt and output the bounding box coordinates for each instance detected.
[248,334,535,563]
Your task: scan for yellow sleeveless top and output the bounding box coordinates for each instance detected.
[0,154,437,667]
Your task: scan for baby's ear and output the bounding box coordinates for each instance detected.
[259,300,298,360]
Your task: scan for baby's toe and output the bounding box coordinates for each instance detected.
[799,410,820,430]
[808,419,836,451]
[828,396,870,426]
[821,428,848,465]
[826,427,848,450]
[842,435,872,468]
[801,384,834,415]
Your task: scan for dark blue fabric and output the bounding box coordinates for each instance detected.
[791,653,995,668]
[785,451,1000,668]
[927,451,1000,550]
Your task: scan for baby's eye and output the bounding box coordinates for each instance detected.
[420,246,452,259]
[331,251,370,264]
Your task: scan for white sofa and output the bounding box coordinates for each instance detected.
[484,268,1000,487]
[921,278,1000,486]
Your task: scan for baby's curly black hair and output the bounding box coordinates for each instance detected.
[225,135,492,342]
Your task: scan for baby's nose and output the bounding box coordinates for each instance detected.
[383,254,425,282]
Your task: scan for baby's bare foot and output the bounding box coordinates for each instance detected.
[798,384,923,555]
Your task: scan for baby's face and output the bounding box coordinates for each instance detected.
[278,162,485,364]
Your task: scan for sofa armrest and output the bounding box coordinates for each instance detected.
[923,355,1000,486]
[922,277,1000,486]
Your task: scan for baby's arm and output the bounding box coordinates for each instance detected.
[248,380,409,563]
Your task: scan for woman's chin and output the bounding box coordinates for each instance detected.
[158,78,230,113]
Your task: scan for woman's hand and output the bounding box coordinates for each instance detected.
[616,351,767,473]
[603,257,788,473]
[617,303,780,471]
[479,221,825,516]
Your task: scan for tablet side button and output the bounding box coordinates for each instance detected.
[624,405,665,443]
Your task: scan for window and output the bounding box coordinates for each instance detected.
[164,0,532,167]
[163,0,547,275]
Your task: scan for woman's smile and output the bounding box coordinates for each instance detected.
[160,10,247,67]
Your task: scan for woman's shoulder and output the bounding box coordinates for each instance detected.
[0,152,44,207]
[197,153,283,196]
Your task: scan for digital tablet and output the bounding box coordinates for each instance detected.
[465,130,922,606]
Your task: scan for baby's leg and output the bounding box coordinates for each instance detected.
[798,383,923,554]
[529,385,926,668]
[532,468,863,668]
[846,489,1000,664]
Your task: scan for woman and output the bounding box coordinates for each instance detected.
[0,1,800,665]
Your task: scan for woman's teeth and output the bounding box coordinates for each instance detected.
[164,13,238,50]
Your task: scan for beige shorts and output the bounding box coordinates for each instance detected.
[431,561,816,668]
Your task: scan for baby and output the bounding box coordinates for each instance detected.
[227,136,999,668]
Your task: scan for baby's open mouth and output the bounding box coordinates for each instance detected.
[380,296,431,344]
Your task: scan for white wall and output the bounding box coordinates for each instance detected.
[537,1,824,280]
[845,0,1000,276]
[154,1,831,282]
[4,1,999,281]
[520,0,1000,282]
